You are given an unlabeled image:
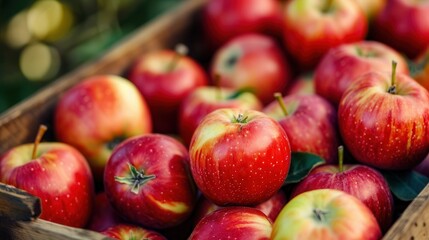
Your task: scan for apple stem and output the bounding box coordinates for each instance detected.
[214,73,222,101]
[232,113,249,124]
[167,43,188,72]
[322,0,334,13]
[338,145,344,173]
[274,92,289,116]
[313,209,327,223]
[115,163,156,194]
[32,125,48,159]
[387,61,397,94]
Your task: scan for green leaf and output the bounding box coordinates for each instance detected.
[380,170,429,202]
[284,152,325,185]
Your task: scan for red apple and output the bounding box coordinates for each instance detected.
[189,108,291,206]
[352,0,386,20]
[101,224,166,240]
[338,63,429,170]
[373,0,429,58]
[272,189,382,239]
[54,75,152,182]
[282,0,367,70]
[87,192,126,232]
[178,86,263,146]
[189,207,272,240]
[210,33,292,104]
[193,189,287,225]
[263,93,340,164]
[290,146,394,232]
[104,134,196,229]
[202,0,282,48]
[128,45,208,133]
[0,126,94,228]
[315,41,410,106]
[286,74,315,96]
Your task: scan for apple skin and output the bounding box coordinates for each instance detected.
[189,207,273,240]
[202,0,282,49]
[128,49,208,134]
[179,86,263,146]
[372,0,429,59]
[338,71,429,170]
[104,134,197,229]
[86,192,126,232]
[263,94,340,164]
[314,41,410,106]
[282,0,367,70]
[54,75,152,182]
[290,164,394,232]
[210,33,292,104]
[0,143,94,228]
[193,189,287,225]
[101,224,167,240]
[189,108,291,206]
[286,74,315,96]
[272,189,382,240]
[352,0,386,20]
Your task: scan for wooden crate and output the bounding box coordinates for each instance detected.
[0,0,428,239]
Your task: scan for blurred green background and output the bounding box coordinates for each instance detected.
[0,0,183,114]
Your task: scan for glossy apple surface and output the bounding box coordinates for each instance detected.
[264,94,340,164]
[286,74,315,96]
[104,134,196,229]
[193,189,287,225]
[202,0,282,48]
[338,69,429,170]
[282,0,367,70]
[189,108,291,206]
[272,189,382,239]
[315,41,409,106]
[87,192,126,232]
[179,86,263,146]
[0,143,94,228]
[54,75,152,182]
[189,207,272,240]
[101,224,166,240]
[291,163,394,231]
[128,49,208,133]
[210,33,292,104]
[373,0,429,58]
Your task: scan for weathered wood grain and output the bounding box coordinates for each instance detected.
[0,218,112,240]
[0,183,41,221]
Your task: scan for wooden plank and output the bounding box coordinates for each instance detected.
[0,0,209,155]
[382,184,429,240]
[0,183,41,221]
[0,218,112,240]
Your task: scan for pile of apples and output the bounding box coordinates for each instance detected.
[2,0,429,239]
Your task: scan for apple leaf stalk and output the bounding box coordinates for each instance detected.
[167,43,188,72]
[338,146,344,173]
[213,73,222,101]
[232,113,249,124]
[387,61,398,94]
[114,163,156,194]
[32,124,48,159]
[274,92,289,116]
